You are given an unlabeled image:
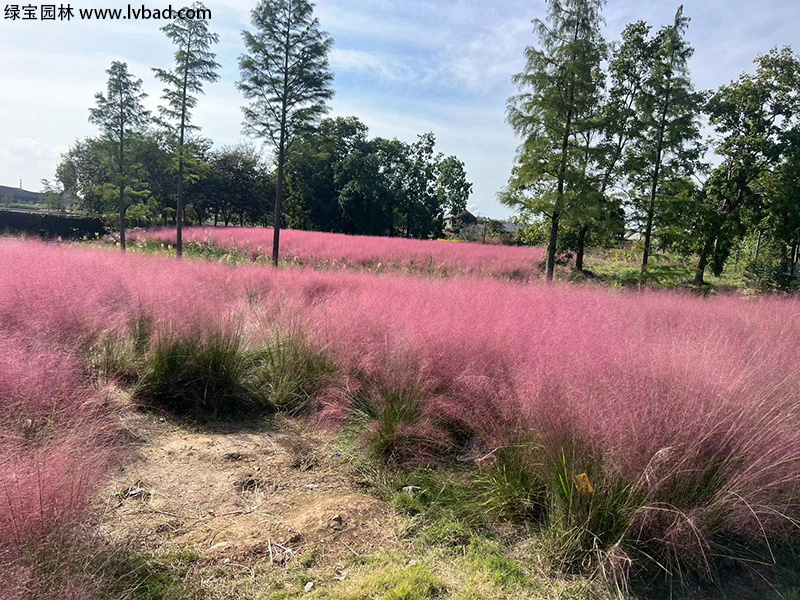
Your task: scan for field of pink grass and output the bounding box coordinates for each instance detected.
[133,226,545,278]
[2,237,799,586]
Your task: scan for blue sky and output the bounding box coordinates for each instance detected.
[1,0,798,218]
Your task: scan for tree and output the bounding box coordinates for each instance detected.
[56,138,113,214]
[284,116,369,232]
[41,179,66,212]
[435,155,472,234]
[693,47,800,284]
[154,1,220,257]
[238,0,334,266]
[88,61,150,251]
[630,7,704,278]
[189,147,274,227]
[283,118,471,238]
[505,0,606,280]
[567,20,654,271]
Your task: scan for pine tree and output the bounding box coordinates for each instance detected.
[89,61,150,251]
[632,6,703,279]
[238,0,334,267]
[505,0,606,280]
[153,2,220,258]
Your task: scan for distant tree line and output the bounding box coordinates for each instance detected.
[505,0,800,287]
[53,0,472,259]
[55,116,471,240]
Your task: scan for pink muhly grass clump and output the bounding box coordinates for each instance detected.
[134,226,545,278]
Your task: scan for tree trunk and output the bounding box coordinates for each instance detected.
[547,213,560,279]
[273,137,286,267]
[177,158,184,257]
[119,123,126,252]
[176,36,192,259]
[576,224,589,272]
[694,234,715,286]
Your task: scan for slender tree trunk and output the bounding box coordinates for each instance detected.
[641,97,670,278]
[273,134,286,267]
[694,233,715,286]
[119,120,126,252]
[546,23,579,282]
[272,18,293,268]
[755,228,763,261]
[547,213,560,278]
[176,38,191,259]
[576,224,589,272]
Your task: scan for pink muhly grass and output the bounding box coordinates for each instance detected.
[133,226,545,279]
[1,238,799,577]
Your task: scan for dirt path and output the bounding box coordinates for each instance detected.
[97,413,401,569]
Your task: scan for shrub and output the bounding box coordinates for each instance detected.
[134,329,334,420]
[743,259,800,293]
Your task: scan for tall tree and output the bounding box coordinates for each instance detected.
[505,0,606,280]
[565,20,655,271]
[154,1,220,257]
[89,61,150,251]
[693,47,800,284]
[632,6,703,278]
[238,0,334,266]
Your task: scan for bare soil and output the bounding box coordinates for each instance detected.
[97,412,402,570]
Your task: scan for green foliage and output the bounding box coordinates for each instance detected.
[472,442,547,522]
[285,118,472,239]
[189,146,275,227]
[743,258,800,293]
[505,0,607,279]
[253,333,336,415]
[90,313,154,383]
[134,330,266,418]
[153,3,220,143]
[692,47,800,284]
[310,553,445,600]
[132,329,334,420]
[238,0,334,150]
[350,387,427,463]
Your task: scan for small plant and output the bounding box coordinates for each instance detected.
[89,313,153,383]
[471,441,547,522]
[253,334,336,415]
[350,385,438,464]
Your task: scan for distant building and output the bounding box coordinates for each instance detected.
[0,184,42,205]
[443,209,478,231]
[499,221,518,235]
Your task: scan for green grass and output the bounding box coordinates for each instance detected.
[310,553,445,600]
[108,327,337,421]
